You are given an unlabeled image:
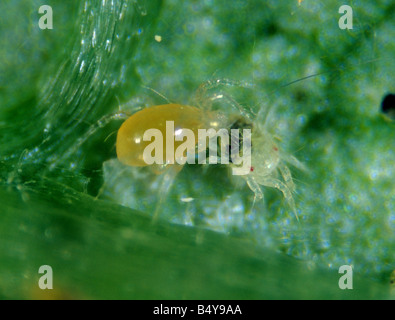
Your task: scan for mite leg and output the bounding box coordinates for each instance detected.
[152,164,183,222]
[278,163,295,193]
[257,176,298,221]
[54,112,130,170]
[245,175,263,202]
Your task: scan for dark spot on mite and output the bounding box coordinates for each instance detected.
[381,93,395,120]
[228,117,253,164]
[230,117,253,132]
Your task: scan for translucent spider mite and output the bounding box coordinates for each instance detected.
[115,79,304,220]
[197,79,304,220]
